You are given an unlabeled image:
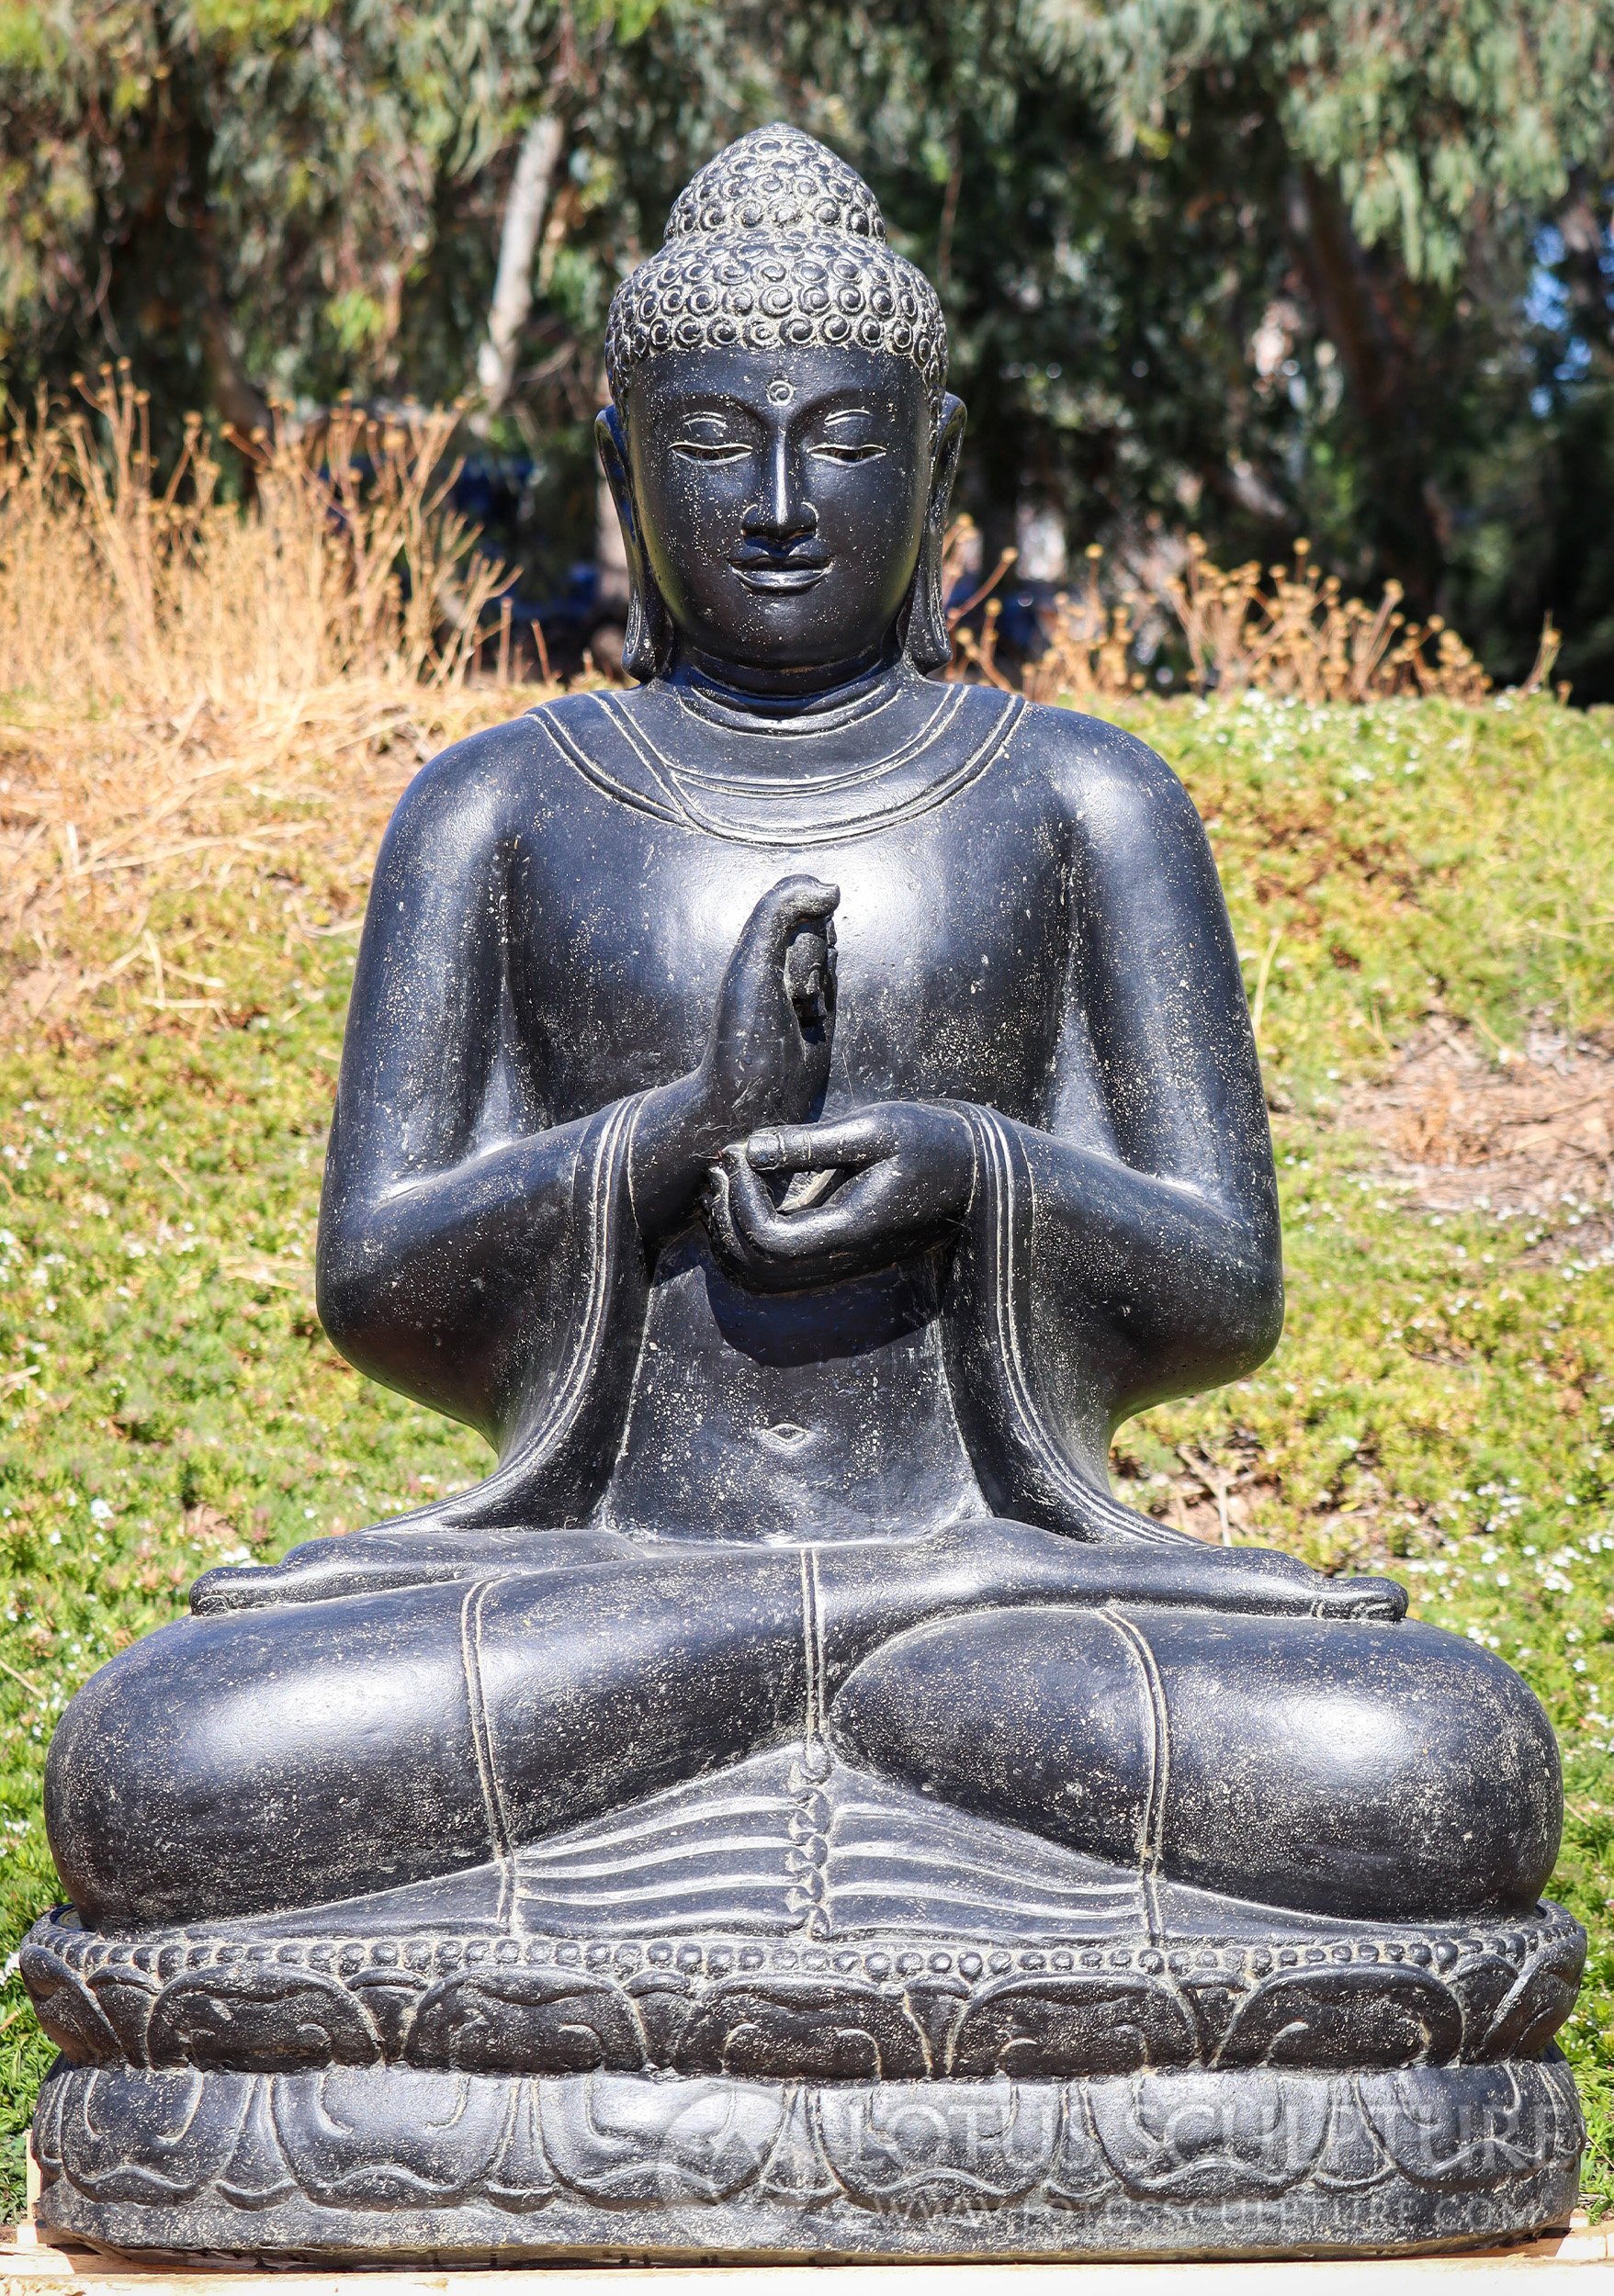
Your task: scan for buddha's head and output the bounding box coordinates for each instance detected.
[598,125,964,689]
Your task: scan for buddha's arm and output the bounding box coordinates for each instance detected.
[320,738,841,1441]
[705,722,1281,1414]
[1021,717,1283,1412]
[315,737,610,1442]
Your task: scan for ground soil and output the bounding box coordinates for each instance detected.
[1341,1016,1614,1240]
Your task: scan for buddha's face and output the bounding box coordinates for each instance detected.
[618,345,938,682]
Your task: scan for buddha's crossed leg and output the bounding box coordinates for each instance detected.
[830,1603,1560,1926]
[47,1524,1555,1931]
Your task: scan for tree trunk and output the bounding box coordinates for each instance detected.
[1555,177,1614,360]
[195,215,274,448]
[474,112,566,418]
[126,9,273,467]
[1286,166,1446,607]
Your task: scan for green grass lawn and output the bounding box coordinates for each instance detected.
[2,689,1612,2215]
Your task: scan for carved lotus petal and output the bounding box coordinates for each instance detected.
[812,2080,1059,2210]
[147,1968,381,2072]
[1363,2062,1585,2190]
[214,2076,299,2209]
[1045,2083,1116,2202]
[20,1948,124,2066]
[538,2070,782,2203]
[52,2066,249,2203]
[950,1975,1198,2079]
[1478,1948,1586,2060]
[1304,2075,1398,2193]
[85,1969,161,2065]
[1089,2069,1331,2200]
[674,1977,927,2081]
[271,2067,509,2207]
[482,2079,558,2213]
[1215,1966,1462,2071]
[406,1969,644,2076]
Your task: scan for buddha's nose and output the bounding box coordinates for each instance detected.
[745,436,818,545]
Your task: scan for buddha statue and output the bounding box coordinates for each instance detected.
[27,128,1583,2263]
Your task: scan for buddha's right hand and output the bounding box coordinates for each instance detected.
[1061,1531,1407,1622]
[1091,1536,1405,1623]
[700,875,839,1131]
[629,875,839,1237]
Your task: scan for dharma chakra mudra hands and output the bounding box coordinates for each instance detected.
[690,872,982,1289]
[679,872,1397,1615]
[29,122,1575,2268]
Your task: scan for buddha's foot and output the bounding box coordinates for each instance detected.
[32,2060,1582,2261]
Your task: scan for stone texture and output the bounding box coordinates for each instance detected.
[33,2061,1583,2262]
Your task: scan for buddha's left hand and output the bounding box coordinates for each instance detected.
[703,1100,976,1289]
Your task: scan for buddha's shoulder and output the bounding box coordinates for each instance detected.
[519,683,675,780]
[524,686,633,737]
[382,704,598,845]
[1011,697,1199,829]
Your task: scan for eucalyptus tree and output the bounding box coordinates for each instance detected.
[0,0,609,443]
[5,0,1613,684]
[1021,0,1614,673]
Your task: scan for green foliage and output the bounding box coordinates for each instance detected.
[1029,0,1614,286]
[190,0,333,39]
[6,1,1614,687]
[1013,0,1614,689]
[0,0,581,427]
[0,692,1611,2209]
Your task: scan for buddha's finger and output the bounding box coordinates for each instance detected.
[1310,1575,1408,1623]
[748,1189,877,1258]
[748,1115,887,1172]
[742,874,841,964]
[712,1148,797,1249]
[718,1149,867,1259]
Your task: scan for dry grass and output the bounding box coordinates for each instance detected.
[0,374,544,1032]
[943,519,1562,705]
[0,372,515,706]
[0,387,1569,1045]
[0,690,519,1035]
[1342,1020,1614,1224]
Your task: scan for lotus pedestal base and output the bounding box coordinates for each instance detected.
[31,2058,1583,2264]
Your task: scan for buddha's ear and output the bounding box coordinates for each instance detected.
[595,402,672,681]
[902,392,967,674]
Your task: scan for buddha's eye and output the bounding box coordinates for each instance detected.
[808,441,886,465]
[672,436,754,464]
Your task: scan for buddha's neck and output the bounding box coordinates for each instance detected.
[672,641,909,725]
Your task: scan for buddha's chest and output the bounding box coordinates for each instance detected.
[507,774,1069,1123]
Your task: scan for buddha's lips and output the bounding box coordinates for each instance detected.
[731,557,832,593]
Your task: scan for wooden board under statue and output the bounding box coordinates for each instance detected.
[25,126,1583,2263]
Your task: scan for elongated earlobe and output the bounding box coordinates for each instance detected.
[595,404,673,681]
[902,394,967,674]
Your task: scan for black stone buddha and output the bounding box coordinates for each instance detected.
[27,127,1583,2263]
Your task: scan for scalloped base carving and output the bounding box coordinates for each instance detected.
[33,2059,1582,2261]
[21,1898,1586,2082]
